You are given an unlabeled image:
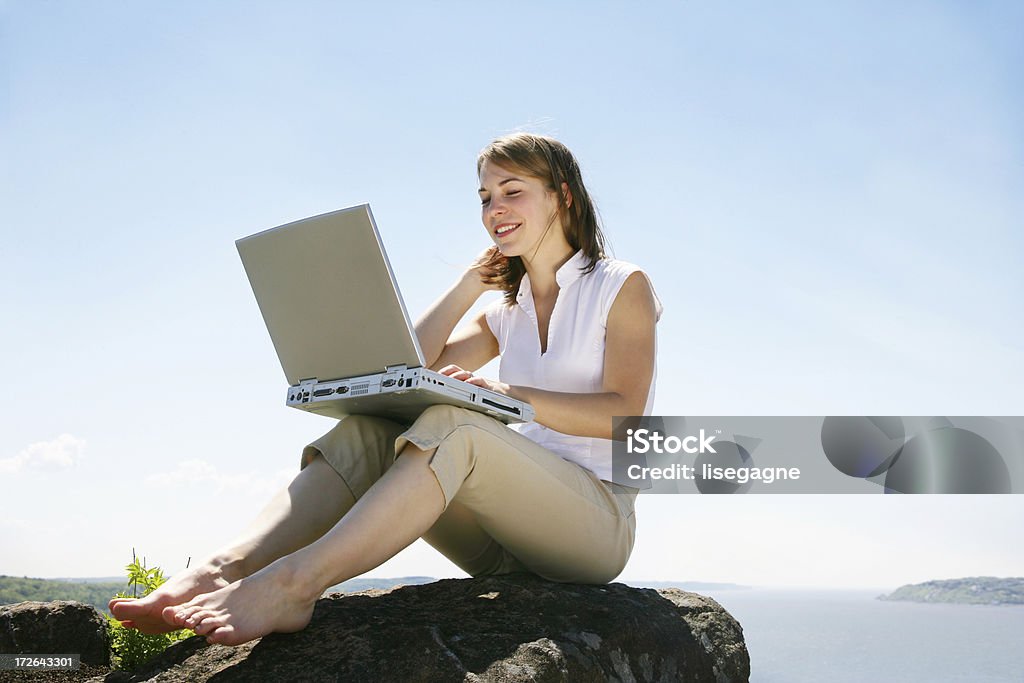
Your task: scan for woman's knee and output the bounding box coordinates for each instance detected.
[317,415,405,457]
[303,414,408,494]
[406,405,481,460]
[332,414,397,440]
[413,403,476,433]
[411,404,503,460]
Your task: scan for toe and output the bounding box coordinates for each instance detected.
[163,604,198,627]
[185,609,214,628]
[193,615,227,636]
[179,605,205,624]
[110,598,143,617]
[207,624,238,646]
[161,605,181,625]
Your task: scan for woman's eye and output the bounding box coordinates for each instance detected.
[479,189,518,205]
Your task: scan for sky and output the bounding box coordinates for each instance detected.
[1,1,1022,589]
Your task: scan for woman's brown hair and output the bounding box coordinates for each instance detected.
[475,133,608,305]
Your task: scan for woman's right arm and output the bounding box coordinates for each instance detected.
[415,267,499,373]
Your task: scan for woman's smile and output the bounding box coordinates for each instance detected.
[494,222,522,239]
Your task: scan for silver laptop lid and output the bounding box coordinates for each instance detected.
[236,205,426,386]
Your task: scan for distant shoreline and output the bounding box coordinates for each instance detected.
[23,574,1024,606]
[878,577,1024,605]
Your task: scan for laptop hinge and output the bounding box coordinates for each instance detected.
[298,377,318,385]
[385,364,407,373]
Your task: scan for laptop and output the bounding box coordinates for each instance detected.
[236,204,535,426]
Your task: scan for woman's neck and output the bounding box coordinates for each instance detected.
[522,244,576,299]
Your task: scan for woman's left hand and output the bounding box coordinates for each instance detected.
[438,365,510,395]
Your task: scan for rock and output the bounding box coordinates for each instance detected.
[93,573,749,682]
[0,600,110,667]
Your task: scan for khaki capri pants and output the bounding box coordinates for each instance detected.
[300,404,638,584]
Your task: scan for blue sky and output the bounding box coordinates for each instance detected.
[1,1,1022,587]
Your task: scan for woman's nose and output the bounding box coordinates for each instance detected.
[489,197,506,216]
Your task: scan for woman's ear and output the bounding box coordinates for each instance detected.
[561,181,573,208]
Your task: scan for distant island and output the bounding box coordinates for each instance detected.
[879,577,1024,605]
[624,580,750,591]
[326,576,436,593]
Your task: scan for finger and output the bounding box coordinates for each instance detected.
[438,365,464,376]
[465,377,487,387]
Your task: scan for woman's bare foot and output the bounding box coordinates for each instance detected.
[161,559,320,646]
[108,557,243,634]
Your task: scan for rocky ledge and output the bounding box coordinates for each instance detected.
[0,600,111,682]
[3,573,750,682]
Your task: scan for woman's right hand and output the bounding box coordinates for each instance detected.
[415,248,506,371]
[464,246,507,293]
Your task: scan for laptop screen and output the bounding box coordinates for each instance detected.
[237,205,425,385]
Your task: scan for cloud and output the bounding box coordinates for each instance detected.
[0,517,33,531]
[0,434,87,474]
[144,458,294,497]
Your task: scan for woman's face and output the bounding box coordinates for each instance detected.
[478,160,562,259]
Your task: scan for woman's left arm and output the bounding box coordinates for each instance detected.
[444,271,659,439]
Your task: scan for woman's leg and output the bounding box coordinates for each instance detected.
[163,441,447,645]
[420,500,529,577]
[111,413,406,633]
[109,454,358,633]
[163,405,635,646]
[408,406,636,584]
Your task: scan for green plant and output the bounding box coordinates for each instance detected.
[106,551,193,671]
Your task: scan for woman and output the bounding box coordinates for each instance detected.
[109,133,662,646]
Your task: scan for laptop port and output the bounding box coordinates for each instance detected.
[336,386,349,394]
[313,388,335,397]
[482,398,520,415]
[383,379,396,388]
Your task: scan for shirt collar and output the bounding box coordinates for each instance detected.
[516,250,588,303]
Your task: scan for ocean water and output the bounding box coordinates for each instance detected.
[699,588,1024,683]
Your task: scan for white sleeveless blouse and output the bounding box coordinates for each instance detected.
[483,251,663,484]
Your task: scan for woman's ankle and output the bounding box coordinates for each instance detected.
[257,555,328,607]
[202,552,249,584]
